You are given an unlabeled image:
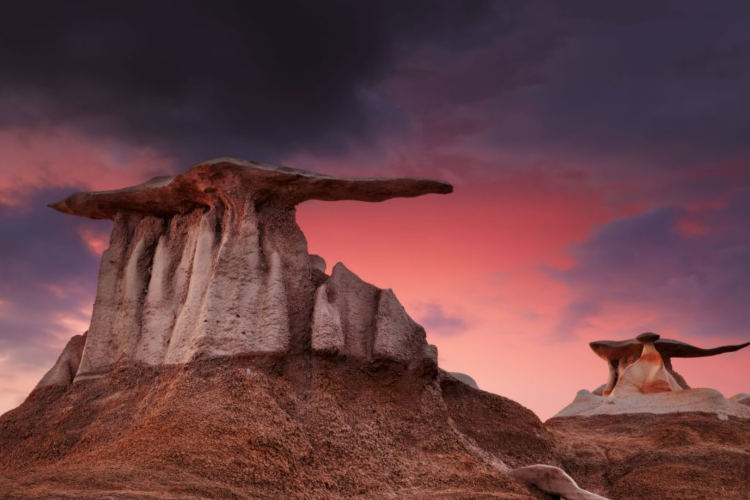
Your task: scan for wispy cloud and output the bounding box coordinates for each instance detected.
[416,303,469,337]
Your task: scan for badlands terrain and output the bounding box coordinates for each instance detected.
[1,159,748,500]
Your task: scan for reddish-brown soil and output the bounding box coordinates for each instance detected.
[4,355,749,499]
[0,358,557,500]
[548,413,750,500]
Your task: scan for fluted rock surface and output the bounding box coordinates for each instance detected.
[2,158,566,499]
[40,158,450,384]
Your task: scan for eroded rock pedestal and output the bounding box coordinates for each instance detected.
[42,158,451,383]
[1,158,562,500]
[589,332,749,397]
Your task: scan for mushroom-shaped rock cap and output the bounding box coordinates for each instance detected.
[636,332,660,344]
[48,157,454,220]
[590,333,750,362]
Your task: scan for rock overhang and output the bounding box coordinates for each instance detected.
[38,158,454,386]
[47,157,453,220]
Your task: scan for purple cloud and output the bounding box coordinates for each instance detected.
[418,303,469,337]
[554,189,750,341]
[0,189,107,371]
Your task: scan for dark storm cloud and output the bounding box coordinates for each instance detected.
[4,1,748,171]
[387,0,750,174]
[0,0,494,163]
[554,190,750,340]
[513,2,750,167]
[2,0,750,366]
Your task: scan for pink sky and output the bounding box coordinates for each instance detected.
[2,3,750,420]
[3,125,748,421]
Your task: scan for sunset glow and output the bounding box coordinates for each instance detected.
[1,2,750,422]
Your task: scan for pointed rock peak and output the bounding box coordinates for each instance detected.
[48,157,453,220]
[34,332,88,390]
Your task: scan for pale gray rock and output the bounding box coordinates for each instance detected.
[34,333,87,389]
[510,464,610,500]
[311,263,436,369]
[41,158,451,384]
[554,388,750,420]
[309,254,326,273]
[447,372,479,389]
[730,393,750,407]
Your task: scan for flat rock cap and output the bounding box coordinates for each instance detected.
[49,157,454,220]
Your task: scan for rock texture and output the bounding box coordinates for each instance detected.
[550,333,750,500]
[0,359,559,500]
[33,333,87,390]
[549,413,750,500]
[609,333,683,397]
[555,388,750,420]
[510,465,610,500]
[590,332,749,396]
[43,158,450,383]
[446,372,479,389]
[1,158,567,500]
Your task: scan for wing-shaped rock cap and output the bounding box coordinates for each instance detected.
[48,157,454,220]
[590,334,750,361]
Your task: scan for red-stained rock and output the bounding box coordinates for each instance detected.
[589,332,749,396]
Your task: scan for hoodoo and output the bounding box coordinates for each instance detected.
[43,158,452,383]
[553,332,750,420]
[589,332,750,396]
[2,158,565,500]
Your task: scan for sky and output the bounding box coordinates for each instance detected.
[1,1,750,420]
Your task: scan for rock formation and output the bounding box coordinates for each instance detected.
[555,387,750,420]
[510,465,610,500]
[5,158,750,500]
[447,372,479,389]
[548,332,750,500]
[32,333,87,390]
[1,158,565,500]
[589,332,749,396]
[42,158,450,383]
[547,411,750,500]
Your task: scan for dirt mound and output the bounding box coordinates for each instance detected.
[0,358,556,500]
[548,412,750,500]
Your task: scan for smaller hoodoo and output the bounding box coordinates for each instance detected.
[589,332,750,397]
[553,332,750,419]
